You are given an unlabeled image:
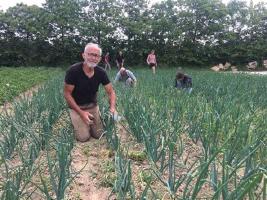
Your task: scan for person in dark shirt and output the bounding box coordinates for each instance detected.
[116,51,124,69]
[64,43,116,142]
[104,52,111,71]
[175,72,192,93]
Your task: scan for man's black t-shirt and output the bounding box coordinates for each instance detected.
[116,54,124,63]
[65,62,110,105]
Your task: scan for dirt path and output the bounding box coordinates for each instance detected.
[66,123,134,200]
[66,139,115,200]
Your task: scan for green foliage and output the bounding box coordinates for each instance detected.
[99,160,116,187]
[0,67,62,105]
[112,68,267,199]
[0,73,75,200]
[128,150,146,162]
[113,149,135,199]
[0,0,266,67]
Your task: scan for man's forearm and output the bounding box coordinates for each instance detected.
[109,90,116,112]
[132,76,137,82]
[64,93,82,115]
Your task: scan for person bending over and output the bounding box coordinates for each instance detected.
[175,72,192,93]
[114,67,137,87]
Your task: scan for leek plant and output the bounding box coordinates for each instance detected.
[123,95,146,142]
[113,148,135,200]
[37,126,74,200]
[101,106,120,151]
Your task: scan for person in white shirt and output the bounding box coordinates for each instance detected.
[114,67,137,87]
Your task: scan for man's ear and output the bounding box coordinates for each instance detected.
[81,53,85,60]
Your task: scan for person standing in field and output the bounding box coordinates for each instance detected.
[104,52,111,71]
[146,50,157,74]
[64,43,116,142]
[116,51,124,69]
[114,67,137,87]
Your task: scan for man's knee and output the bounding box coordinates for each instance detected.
[75,131,91,142]
[90,124,103,139]
[90,130,102,139]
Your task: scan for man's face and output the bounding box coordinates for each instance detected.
[83,47,101,67]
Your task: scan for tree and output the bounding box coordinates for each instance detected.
[175,0,227,65]
[43,0,84,64]
[118,0,150,65]
[0,4,48,66]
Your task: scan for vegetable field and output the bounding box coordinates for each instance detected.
[0,67,62,105]
[0,68,266,199]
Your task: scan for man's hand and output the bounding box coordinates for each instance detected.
[109,107,116,114]
[110,111,121,121]
[104,83,116,115]
[79,110,94,125]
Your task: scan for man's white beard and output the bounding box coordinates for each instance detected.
[86,61,97,68]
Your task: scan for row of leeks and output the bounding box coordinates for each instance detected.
[0,74,76,200]
[101,69,266,199]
